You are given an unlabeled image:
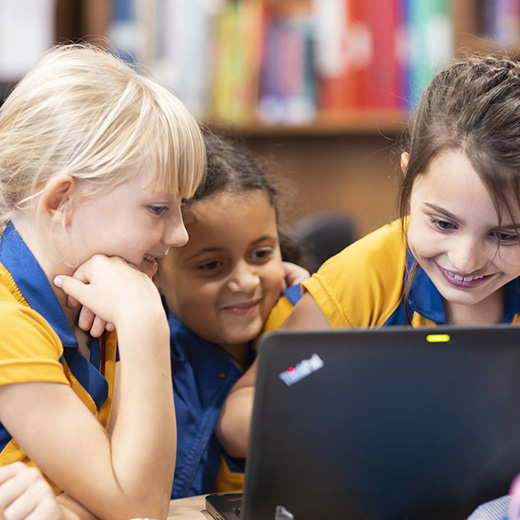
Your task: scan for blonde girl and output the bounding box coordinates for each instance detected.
[0,45,204,519]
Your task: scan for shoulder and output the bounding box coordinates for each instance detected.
[302,220,407,328]
[263,284,304,333]
[0,300,61,346]
[0,300,65,385]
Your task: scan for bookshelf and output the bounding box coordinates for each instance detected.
[1,0,518,238]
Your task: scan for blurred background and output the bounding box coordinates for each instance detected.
[0,0,514,266]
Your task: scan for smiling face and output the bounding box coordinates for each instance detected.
[407,150,520,324]
[155,190,285,355]
[64,168,188,278]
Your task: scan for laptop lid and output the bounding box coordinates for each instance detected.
[240,326,520,520]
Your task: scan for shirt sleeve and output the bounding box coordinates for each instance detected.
[0,301,69,386]
[302,220,407,329]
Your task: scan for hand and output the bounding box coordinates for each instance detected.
[64,295,115,338]
[0,462,63,520]
[53,255,164,332]
[510,473,520,519]
[280,262,310,292]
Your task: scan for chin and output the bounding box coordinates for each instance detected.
[439,288,487,307]
[226,331,259,346]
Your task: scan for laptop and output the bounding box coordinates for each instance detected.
[206,326,520,520]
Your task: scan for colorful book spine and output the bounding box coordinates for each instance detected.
[361,0,400,109]
[124,0,457,122]
[407,0,453,107]
[257,2,316,123]
[109,0,138,63]
[485,0,520,46]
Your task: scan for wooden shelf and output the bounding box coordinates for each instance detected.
[207,110,410,137]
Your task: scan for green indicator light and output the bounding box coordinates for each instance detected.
[426,334,450,343]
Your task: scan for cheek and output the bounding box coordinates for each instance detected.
[496,249,520,273]
[407,221,439,258]
[176,280,221,315]
[260,266,285,302]
[158,274,195,316]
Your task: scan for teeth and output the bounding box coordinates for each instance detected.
[144,254,155,262]
[445,270,484,282]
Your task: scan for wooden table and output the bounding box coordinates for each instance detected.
[167,495,212,519]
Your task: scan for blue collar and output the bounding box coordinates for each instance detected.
[406,252,520,324]
[167,309,254,371]
[0,222,109,410]
[0,222,77,347]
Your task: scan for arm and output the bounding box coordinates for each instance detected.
[0,255,175,520]
[280,291,330,330]
[216,292,330,457]
[216,363,257,459]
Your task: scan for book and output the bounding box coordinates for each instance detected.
[361,0,400,109]
[407,0,454,107]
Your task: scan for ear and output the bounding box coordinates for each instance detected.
[38,174,77,226]
[400,152,410,175]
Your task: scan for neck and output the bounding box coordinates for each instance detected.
[221,342,252,372]
[445,289,504,326]
[11,217,81,328]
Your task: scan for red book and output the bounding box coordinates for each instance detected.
[360,0,400,109]
[317,0,371,112]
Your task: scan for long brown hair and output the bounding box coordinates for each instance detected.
[399,56,520,322]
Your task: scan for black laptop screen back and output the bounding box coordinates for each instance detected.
[242,327,520,520]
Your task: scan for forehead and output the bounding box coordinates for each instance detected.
[412,150,520,224]
[181,191,278,249]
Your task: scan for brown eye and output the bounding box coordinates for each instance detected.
[252,248,274,262]
[199,261,222,270]
[490,230,519,245]
[431,218,455,231]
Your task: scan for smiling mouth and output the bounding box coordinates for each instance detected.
[221,300,261,316]
[142,254,159,276]
[436,264,494,288]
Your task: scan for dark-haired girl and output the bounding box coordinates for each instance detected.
[154,133,308,499]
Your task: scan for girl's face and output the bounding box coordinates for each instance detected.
[155,191,285,354]
[407,150,520,323]
[64,168,188,277]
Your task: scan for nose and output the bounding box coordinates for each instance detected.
[163,210,189,248]
[227,261,260,293]
[448,234,488,274]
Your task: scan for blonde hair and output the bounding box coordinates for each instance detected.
[0,44,205,228]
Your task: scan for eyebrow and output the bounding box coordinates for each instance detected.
[423,203,462,223]
[185,234,278,261]
[424,203,520,229]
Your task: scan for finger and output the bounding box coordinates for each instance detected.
[77,306,95,332]
[90,315,108,338]
[66,295,80,309]
[23,497,60,520]
[280,278,288,292]
[0,470,28,513]
[106,322,115,332]
[53,276,89,302]
[2,488,39,520]
[0,463,24,485]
